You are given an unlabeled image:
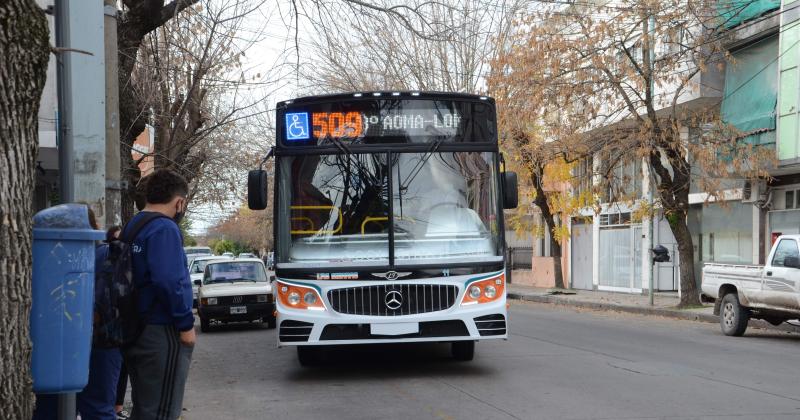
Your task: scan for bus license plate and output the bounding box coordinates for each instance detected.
[230,306,247,314]
[371,322,419,336]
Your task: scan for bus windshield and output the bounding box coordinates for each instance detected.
[393,152,500,265]
[276,151,501,268]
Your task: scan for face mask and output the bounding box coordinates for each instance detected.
[174,200,185,224]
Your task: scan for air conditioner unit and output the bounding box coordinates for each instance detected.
[742,180,768,203]
[742,180,754,203]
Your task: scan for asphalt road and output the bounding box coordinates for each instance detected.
[182,302,800,420]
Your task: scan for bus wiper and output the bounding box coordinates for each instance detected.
[401,138,444,190]
[326,135,352,155]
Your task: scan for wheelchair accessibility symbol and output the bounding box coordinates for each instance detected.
[285,112,310,140]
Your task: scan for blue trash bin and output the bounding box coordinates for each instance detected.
[31,204,105,393]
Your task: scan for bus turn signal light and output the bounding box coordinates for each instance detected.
[461,273,505,305]
[276,281,325,311]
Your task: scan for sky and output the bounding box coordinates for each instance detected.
[188,0,316,235]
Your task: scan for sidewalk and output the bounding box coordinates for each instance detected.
[507,284,800,333]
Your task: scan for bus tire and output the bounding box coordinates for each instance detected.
[263,316,276,329]
[720,293,749,336]
[297,346,318,367]
[451,341,475,361]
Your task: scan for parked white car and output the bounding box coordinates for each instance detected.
[196,258,275,332]
[184,246,213,259]
[701,234,800,336]
[188,255,231,306]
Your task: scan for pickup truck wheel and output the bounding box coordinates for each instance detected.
[200,317,211,333]
[720,293,749,336]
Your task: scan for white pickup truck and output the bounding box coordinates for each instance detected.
[702,234,800,336]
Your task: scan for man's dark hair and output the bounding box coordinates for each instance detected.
[134,174,150,211]
[145,169,189,204]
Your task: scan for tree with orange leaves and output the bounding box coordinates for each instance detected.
[491,1,774,306]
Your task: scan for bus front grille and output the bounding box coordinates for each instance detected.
[327,284,459,316]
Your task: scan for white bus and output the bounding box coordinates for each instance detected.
[248,92,518,365]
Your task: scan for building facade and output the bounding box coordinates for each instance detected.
[553,1,787,294]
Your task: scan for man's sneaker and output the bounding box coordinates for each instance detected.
[116,410,130,420]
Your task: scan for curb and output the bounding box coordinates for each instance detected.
[508,292,800,333]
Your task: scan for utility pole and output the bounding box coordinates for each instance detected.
[54,0,105,413]
[105,0,122,227]
[55,0,106,224]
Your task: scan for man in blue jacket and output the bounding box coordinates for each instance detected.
[123,169,195,420]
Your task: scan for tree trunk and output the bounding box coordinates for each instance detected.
[0,1,51,417]
[650,145,702,308]
[118,22,147,222]
[550,236,564,289]
[116,1,200,221]
[668,209,701,307]
[531,167,566,289]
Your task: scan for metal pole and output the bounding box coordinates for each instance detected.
[647,12,656,307]
[55,0,78,413]
[648,174,655,306]
[58,393,76,420]
[54,1,105,415]
[55,0,74,203]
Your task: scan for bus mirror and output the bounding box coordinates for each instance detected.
[248,170,268,210]
[502,171,518,209]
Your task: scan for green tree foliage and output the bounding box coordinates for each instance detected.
[179,216,198,246]
[212,239,251,256]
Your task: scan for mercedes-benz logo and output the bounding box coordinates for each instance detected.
[384,290,403,310]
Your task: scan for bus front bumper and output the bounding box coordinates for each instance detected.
[276,298,508,346]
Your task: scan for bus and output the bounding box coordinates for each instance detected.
[247,92,518,365]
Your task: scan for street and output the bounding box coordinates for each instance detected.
[183,302,800,420]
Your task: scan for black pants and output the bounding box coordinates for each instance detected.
[123,325,193,420]
[116,360,128,406]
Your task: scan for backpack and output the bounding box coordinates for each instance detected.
[93,212,169,348]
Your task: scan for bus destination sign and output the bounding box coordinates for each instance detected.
[280,99,494,145]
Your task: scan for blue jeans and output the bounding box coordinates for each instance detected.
[33,347,122,420]
[78,347,123,419]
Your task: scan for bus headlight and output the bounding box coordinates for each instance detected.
[469,286,481,299]
[276,281,326,311]
[288,292,301,306]
[461,273,505,305]
[303,291,317,305]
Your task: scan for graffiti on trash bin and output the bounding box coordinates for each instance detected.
[46,242,92,323]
